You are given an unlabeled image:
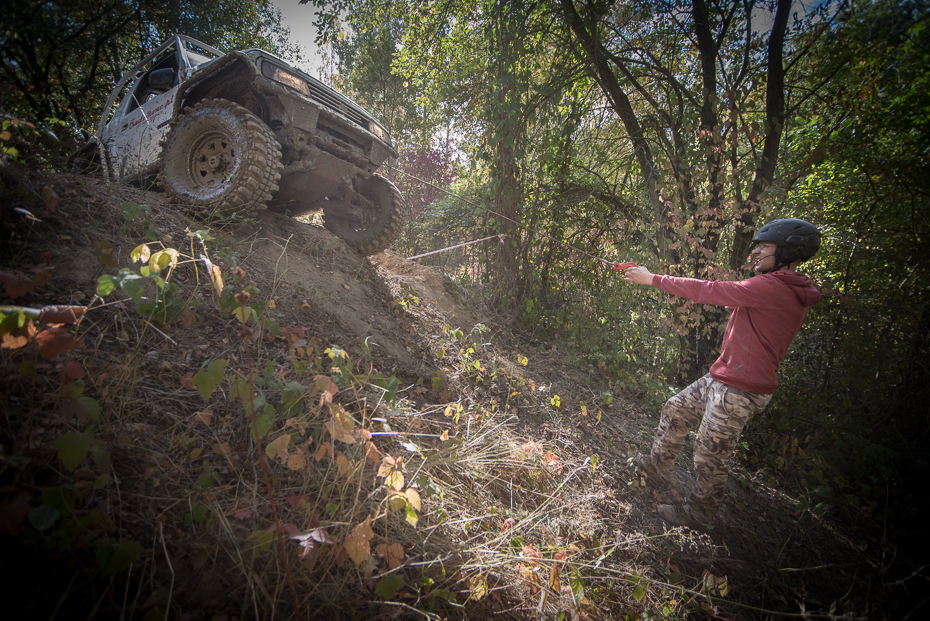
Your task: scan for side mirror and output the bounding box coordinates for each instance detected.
[148,68,176,91]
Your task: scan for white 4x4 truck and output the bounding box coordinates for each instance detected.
[74,35,407,255]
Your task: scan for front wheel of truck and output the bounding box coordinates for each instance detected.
[157,98,282,219]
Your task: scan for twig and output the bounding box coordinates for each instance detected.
[141,317,178,345]
[379,601,443,620]
[159,523,175,621]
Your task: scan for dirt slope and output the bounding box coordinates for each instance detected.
[1,169,922,620]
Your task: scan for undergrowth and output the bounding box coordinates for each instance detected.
[2,165,887,620]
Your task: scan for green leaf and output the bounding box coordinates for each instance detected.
[254,403,276,438]
[207,358,227,385]
[61,379,85,399]
[375,574,404,600]
[28,505,60,531]
[53,432,92,472]
[121,278,144,304]
[96,540,143,575]
[404,502,418,527]
[632,585,646,602]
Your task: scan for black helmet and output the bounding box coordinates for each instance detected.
[752,218,820,266]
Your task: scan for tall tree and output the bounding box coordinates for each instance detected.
[556,0,842,376]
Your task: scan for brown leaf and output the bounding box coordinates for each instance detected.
[0,271,34,298]
[36,328,83,359]
[225,502,253,520]
[344,530,370,566]
[41,186,59,214]
[375,542,404,570]
[522,544,543,566]
[364,441,381,463]
[286,495,311,508]
[313,441,333,462]
[265,434,291,463]
[325,404,356,444]
[286,453,307,470]
[336,452,350,476]
[64,361,84,380]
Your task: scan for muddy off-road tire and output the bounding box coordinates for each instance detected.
[157,99,282,218]
[323,174,408,255]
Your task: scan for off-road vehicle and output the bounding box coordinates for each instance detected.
[74,35,407,255]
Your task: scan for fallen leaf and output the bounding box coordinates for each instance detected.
[468,573,488,602]
[265,434,291,463]
[314,441,333,461]
[376,542,404,570]
[336,452,350,476]
[286,453,307,470]
[286,495,311,508]
[522,544,543,566]
[225,502,253,520]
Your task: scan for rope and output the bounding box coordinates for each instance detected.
[406,234,506,260]
[384,164,621,267]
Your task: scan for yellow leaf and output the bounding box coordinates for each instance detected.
[232,306,251,324]
[405,488,421,511]
[404,502,418,527]
[208,265,224,297]
[468,573,488,601]
[385,471,404,491]
[388,495,406,513]
[213,442,233,458]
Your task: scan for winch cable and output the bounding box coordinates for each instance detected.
[385,164,632,269]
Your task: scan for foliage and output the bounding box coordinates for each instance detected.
[741,0,930,553]
[0,0,301,130]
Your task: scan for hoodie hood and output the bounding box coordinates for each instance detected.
[770,270,821,307]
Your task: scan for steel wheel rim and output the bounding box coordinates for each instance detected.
[186,130,238,191]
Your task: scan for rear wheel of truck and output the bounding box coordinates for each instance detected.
[323,174,408,256]
[157,99,281,219]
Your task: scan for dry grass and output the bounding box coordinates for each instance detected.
[1,169,905,621]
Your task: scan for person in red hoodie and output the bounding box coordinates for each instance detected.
[623,218,821,530]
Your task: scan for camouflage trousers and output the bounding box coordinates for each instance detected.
[648,373,772,520]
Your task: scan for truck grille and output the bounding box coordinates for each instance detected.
[305,82,369,129]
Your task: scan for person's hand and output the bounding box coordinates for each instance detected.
[624,265,655,286]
